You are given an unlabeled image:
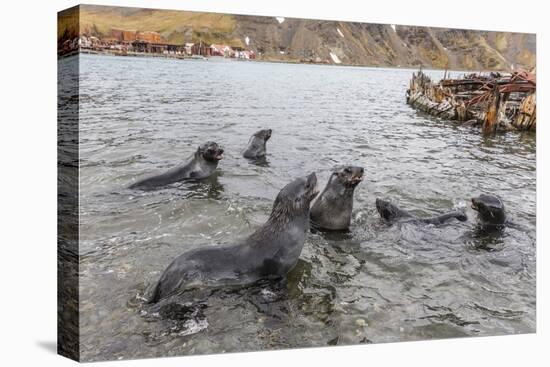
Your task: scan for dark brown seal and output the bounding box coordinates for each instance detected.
[376,198,467,225]
[149,172,319,303]
[310,166,364,230]
[242,129,272,159]
[129,141,223,190]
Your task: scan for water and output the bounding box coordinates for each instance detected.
[72,54,536,361]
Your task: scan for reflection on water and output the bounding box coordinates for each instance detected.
[74,54,536,361]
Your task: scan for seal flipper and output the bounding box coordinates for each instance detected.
[147,280,162,304]
[420,211,468,225]
[259,258,284,277]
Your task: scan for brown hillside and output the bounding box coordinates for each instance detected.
[72,5,535,71]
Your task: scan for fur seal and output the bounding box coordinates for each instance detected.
[129,141,224,190]
[149,172,319,303]
[310,166,364,230]
[375,198,467,225]
[471,194,506,226]
[242,129,272,159]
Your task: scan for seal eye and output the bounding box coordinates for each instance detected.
[344,168,352,174]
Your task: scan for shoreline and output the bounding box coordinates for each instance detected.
[59,49,518,74]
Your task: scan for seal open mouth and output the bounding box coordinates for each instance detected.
[471,198,479,211]
[215,149,224,161]
[306,172,320,200]
[347,175,363,187]
[310,184,320,199]
[345,167,364,188]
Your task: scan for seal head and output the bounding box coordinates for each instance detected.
[198,141,224,162]
[271,171,319,214]
[310,166,364,230]
[375,198,410,222]
[471,194,506,225]
[243,129,272,159]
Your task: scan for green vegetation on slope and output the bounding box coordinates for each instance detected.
[66,5,535,71]
[79,5,241,46]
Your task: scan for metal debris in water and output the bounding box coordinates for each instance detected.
[406,68,536,134]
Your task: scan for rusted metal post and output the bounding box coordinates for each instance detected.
[483,86,501,134]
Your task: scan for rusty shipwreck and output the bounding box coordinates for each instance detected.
[406,69,536,133]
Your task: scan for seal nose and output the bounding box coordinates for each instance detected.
[307,172,317,186]
[354,167,364,179]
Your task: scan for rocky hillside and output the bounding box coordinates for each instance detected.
[72,5,535,71]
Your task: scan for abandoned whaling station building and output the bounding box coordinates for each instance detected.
[72,28,256,60]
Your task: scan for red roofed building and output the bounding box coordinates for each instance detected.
[136,31,162,43]
[210,44,234,57]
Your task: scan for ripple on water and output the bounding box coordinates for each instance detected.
[73,55,536,361]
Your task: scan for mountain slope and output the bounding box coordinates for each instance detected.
[72,5,535,71]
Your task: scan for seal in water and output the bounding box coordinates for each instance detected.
[471,194,506,226]
[242,129,272,159]
[375,198,467,225]
[149,172,319,303]
[129,141,224,190]
[310,166,364,230]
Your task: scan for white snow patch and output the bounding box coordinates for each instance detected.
[245,36,250,46]
[391,24,396,32]
[337,28,344,38]
[276,17,285,24]
[280,50,285,55]
[329,52,342,64]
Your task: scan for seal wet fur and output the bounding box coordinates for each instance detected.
[310,166,364,230]
[149,172,319,303]
[375,198,467,225]
[242,129,272,159]
[129,141,224,190]
[471,194,506,226]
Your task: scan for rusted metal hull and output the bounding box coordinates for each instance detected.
[406,70,536,133]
